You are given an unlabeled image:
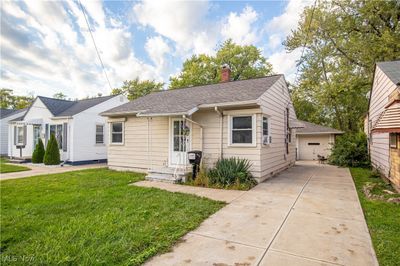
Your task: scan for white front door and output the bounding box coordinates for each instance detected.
[170,118,190,166]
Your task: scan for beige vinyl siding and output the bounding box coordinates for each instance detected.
[369,66,397,177]
[191,109,262,178]
[108,116,169,171]
[258,76,296,179]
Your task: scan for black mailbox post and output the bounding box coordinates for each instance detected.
[187,150,202,179]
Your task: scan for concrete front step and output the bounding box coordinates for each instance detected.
[146,167,190,183]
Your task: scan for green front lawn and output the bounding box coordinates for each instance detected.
[0,168,224,265]
[350,168,400,266]
[0,158,30,174]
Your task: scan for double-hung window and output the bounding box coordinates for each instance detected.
[111,122,124,144]
[262,116,271,145]
[96,124,104,144]
[229,115,256,146]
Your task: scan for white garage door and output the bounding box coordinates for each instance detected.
[298,134,333,160]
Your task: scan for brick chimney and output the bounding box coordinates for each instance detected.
[220,64,231,82]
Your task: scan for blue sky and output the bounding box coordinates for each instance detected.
[1,0,311,99]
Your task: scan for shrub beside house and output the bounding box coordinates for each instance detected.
[31,138,45,163]
[43,134,60,165]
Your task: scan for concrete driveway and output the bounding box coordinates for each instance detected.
[146,162,378,266]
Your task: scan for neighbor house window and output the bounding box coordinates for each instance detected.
[96,124,104,144]
[50,124,63,149]
[33,125,41,147]
[16,126,25,145]
[230,115,255,145]
[262,116,271,145]
[390,134,398,149]
[111,122,123,144]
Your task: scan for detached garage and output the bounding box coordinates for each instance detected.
[296,121,343,160]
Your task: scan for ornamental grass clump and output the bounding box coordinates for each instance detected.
[208,157,256,188]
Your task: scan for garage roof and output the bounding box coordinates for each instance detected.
[296,120,343,135]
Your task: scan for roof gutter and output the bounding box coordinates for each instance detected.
[296,131,344,135]
[51,116,73,120]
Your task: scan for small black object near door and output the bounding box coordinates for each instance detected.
[187,150,202,179]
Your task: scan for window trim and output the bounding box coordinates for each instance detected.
[110,122,124,145]
[262,115,271,145]
[228,114,257,147]
[95,124,105,145]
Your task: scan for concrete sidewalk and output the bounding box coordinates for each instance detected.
[134,181,246,203]
[145,162,378,266]
[0,163,106,181]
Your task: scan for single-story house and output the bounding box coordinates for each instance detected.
[102,67,301,183]
[365,60,400,189]
[8,94,128,165]
[0,108,27,155]
[295,120,343,160]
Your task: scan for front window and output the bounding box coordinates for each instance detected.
[111,122,123,144]
[96,124,104,144]
[230,115,255,145]
[50,125,63,149]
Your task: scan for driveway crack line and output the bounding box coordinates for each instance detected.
[188,232,265,250]
[269,248,345,266]
[256,170,316,265]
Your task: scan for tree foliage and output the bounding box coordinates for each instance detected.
[32,138,45,163]
[0,89,34,109]
[285,0,400,132]
[112,78,163,101]
[43,134,60,165]
[53,92,67,100]
[170,39,273,89]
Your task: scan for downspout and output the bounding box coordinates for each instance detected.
[214,107,223,159]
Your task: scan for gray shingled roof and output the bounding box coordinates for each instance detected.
[0,108,26,119]
[377,60,400,85]
[33,95,116,117]
[296,120,343,134]
[103,75,283,116]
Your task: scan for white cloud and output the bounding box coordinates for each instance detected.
[0,0,159,98]
[133,0,216,55]
[145,36,171,69]
[221,6,258,45]
[264,0,312,83]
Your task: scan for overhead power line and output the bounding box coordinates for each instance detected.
[78,0,113,91]
[294,0,318,84]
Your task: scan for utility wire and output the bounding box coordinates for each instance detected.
[78,0,113,91]
[294,0,318,84]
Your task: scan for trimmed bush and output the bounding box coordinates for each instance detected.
[329,132,370,167]
[208,157,256,187]
[32,138,45,163]
[43,134,60,165]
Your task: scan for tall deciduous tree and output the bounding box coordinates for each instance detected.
[0,89,34,109]
[53,92,67,100]
[170,39,273,89]
[285,0,400,132]
[112,78,164,101]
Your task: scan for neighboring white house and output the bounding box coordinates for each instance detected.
[0,108,27,155]
[365,60,400,189]
[8,94,128,165]
[102,67,302,183]
[296,120,343,160]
